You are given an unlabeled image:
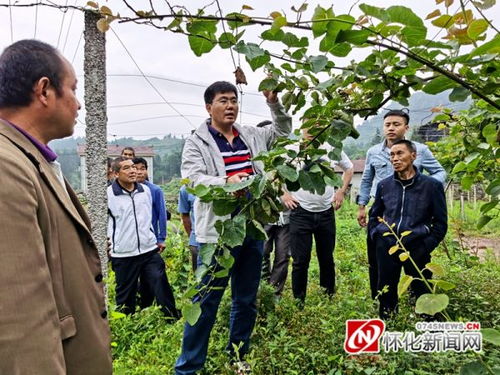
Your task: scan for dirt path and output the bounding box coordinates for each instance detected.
[461,236,499,261]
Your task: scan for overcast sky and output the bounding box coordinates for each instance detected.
[0,0,498,140]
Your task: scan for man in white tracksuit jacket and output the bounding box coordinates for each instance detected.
[107,157,178,319]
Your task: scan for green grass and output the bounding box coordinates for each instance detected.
[110,200,500,375]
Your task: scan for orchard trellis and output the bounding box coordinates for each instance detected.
[1,1,498,372]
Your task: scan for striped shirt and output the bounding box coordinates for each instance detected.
[208,124,254,177]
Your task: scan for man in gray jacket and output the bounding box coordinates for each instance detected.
[175,81,292,375]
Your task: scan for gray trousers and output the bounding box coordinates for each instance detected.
[261,224,291,295]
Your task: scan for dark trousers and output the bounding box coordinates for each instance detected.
[174,236,263,375]
[189,245,199,272]
[261,224,290,295]
[375,235,432,319]
[111,250,178,318]
[290,206,335,301]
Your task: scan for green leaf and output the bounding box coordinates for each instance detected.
[485,178,500,196]
[480,199,499,214]
[482,124,498,145]
[335,29,371,45]
[415,293,449,315]
[187,19,217,34]
[309,55,329,73]
[193,184,211,197]
[452,161,467,173]
[282,32,309,47]
[461,175,474,190]
[199,243,217,265]
[423,76,458,94]
[477,215,493,229]
[247,219,268,241]
[432,15,455,28]
[386,6,424,27]
[398,274,413,296]
[258,77,279,92]
[183,302,202,326]
[248,54,270,70]
[383,232,392,237]
[217,215,246,247]
[226,12,252,29]
[272,16,287,31]
[214,269,229,278]
[449,86,470,102]
[213,199,239,216]
[482,328,500,346]
[188,34,216,56]
[311,5,335,37]
[326,15,355,40]
[216,252,235,269]
[400,230,411,237]
[277,164,299,182]
[425,262,445,277]
[298,170,315,193]
[401,26,427,46]
[470,34,500,56]
[328,42,352,57]
[428,279,456,291]
[467,19,489,39]
[460,361,489,375]
[261,28,285,41]
[359,4,385,21]
[219,32,236,49]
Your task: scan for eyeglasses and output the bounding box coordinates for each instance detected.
[214,98,238,106]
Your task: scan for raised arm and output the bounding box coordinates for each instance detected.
[421,145,447,184]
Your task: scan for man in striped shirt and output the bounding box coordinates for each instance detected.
[176,81,292,375]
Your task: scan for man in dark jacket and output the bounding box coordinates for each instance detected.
[368,140,447,319]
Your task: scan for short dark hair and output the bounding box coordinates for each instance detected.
[204,81,238,104]
[384,109,410,125]
[132,157,148,169]
[112,156,129,173]
[392,139,416,153]
[0,39,64,108]
[121,146,135,156]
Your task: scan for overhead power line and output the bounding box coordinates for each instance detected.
[110,27,196,128]
[106,73,261,97]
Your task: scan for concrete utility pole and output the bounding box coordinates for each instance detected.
[84,10,108,286]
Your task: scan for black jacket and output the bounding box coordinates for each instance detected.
[368,167,447,253]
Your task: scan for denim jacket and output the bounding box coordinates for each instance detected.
[357,140,446,206]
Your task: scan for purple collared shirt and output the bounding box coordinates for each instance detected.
[4,120,58,162]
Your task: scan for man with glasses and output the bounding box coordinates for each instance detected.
[175,81,291,375]
[356,109,446,300]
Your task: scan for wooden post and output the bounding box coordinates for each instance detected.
[460,192,465,221]
[84,10,108,289]
[473,185,477,211]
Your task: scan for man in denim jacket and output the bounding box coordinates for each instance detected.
[368,140,447,318]
[356,109,446,300]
